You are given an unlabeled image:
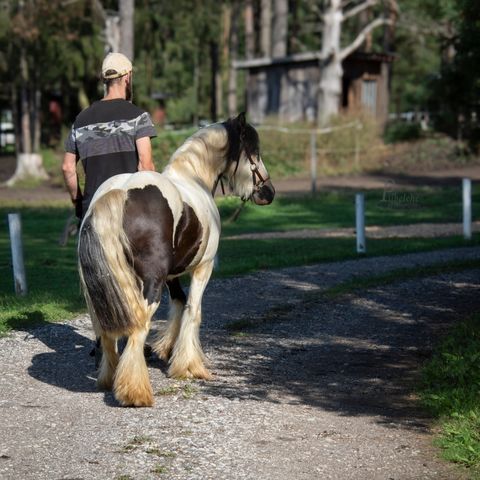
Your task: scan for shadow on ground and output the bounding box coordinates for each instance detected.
[22,269,480,428]
[201,271,480,430]
[19,315,97,393]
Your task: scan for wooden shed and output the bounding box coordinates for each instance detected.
[234,51,394,124]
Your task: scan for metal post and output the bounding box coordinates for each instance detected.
[8,213,27,295]
[355,193,366,254]
[463,178,472,240]
[310,131,317,195]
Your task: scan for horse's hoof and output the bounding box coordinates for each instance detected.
[114,386,154,407]
[168,363,213,381]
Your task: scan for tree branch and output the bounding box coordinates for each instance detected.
[340,17,393,59]
[343,0,378,21]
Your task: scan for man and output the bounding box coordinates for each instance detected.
[62,53,156,364]
[62,52,156,220]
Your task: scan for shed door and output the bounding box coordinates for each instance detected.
[361,79,377,113]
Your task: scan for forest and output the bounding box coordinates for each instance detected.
[0,0,479,180]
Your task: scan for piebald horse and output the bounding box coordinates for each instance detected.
[78,113,275,407]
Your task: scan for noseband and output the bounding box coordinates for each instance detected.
[212,148,270,198]
[245,150,270,192]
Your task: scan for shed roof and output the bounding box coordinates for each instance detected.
[233,51,395,70]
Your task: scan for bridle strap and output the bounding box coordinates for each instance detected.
[245,150,269,190]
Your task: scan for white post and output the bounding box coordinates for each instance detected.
[310,131,317,195]
[8,213,27,296]
[355,193,366,254]
[463,178,472,240]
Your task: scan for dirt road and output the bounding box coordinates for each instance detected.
[1,247,479,479]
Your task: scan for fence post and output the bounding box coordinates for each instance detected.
[463,178,472,240]
[8,213,27,296]
[355,193,366,254]
[310,131,317,195]
[354,123,360,170]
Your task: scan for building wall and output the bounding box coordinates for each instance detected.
[245,56,390,125]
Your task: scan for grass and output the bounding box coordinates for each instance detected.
[419,314,480,475]
[216,235,480,277]
[0,187,478,333]
[154,383,198,399]
[0,205,83,335]
[146,448,176,458]
[151,464,169,475]
[218,185,480,237]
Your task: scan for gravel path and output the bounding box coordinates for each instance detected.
[1,247,479,480]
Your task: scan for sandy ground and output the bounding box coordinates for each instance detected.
[1,247,479,480]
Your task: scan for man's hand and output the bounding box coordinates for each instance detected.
[136,136,156,171]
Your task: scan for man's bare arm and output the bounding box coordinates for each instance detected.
[136,136,156,171]
[62,152,80,202]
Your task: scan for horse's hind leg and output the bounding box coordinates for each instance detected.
[169,261,214,380]
[153,278,186,361]
[113,321,153,407]
[97,333,119,390]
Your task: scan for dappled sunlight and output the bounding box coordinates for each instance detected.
[200,266,480,432]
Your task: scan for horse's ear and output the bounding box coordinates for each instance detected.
[236,112,247,130]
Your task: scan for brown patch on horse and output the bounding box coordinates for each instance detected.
[123,185,174,305]
[171,202,203,275]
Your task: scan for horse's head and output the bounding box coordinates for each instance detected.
[222,113,275,206]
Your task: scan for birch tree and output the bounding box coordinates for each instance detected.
[227,1,240,116]
[317,0,394,126]
[119,0,134,60]
[260,0,272,57]
[244,0,255,59]
[272,0,288,57]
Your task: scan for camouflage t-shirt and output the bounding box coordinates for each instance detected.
[64,98,156,216]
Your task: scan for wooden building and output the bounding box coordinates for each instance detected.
[234,51,394,125]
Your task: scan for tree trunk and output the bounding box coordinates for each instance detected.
[260,0,271,57]
[220,5,231,118]
[210,42,219,122]
[228,2,239,117]
[317,0,343,126]
[119,0,134,60]
[272,0,288,57]
[11,86,21,155]
[32,89,41,154]
[245,0,255,59]
[6,49,48,185]
[193,44,199,125]
[105,14,121,52]
[317,0,390,126]
[20,49,31,155]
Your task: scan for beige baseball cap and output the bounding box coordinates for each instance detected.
[102,53,133,80]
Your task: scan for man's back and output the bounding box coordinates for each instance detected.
[65,98,156,214]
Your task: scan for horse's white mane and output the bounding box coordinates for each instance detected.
[165,123,229,191]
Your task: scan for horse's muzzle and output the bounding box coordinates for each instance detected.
[252,180,275,205]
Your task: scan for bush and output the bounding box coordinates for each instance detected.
[384,121,422,144]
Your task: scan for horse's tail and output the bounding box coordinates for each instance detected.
[78,189,149,335]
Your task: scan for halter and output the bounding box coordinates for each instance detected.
[212,147,270,198]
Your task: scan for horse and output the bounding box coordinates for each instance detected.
[78,113,275,407]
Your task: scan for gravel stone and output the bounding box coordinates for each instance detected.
[1,247,479,479]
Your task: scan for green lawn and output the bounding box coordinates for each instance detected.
[219,186,479,236]
[420,313,480,475]
[0,186,478,332]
